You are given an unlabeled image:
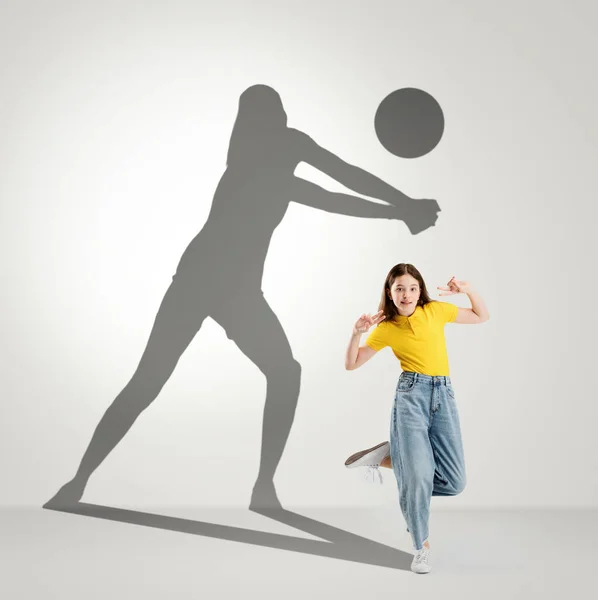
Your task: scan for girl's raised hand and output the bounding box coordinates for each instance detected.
[437,276,470,296]
[353,310,386,334]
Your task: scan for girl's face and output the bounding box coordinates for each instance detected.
[389,274,421,316]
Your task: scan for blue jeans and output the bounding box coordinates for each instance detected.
[390,371,467,550]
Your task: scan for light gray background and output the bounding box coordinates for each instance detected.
[1,0,596,514]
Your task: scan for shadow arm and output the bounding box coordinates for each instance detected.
[291,177,399,220]
[296,130,411,209]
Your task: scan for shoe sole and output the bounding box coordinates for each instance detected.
[344,441,389,467]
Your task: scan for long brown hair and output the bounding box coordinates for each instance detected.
[378,263,433,321]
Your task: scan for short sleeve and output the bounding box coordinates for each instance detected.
[433,301,459,323]
[365,322,389,351]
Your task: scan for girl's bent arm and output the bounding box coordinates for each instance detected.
[345,331,378,370]
[438,278,490,325]
[455,288,490,324]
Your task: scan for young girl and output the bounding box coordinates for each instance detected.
[344,263,489,574]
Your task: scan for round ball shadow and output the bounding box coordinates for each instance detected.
[374,88,445,158]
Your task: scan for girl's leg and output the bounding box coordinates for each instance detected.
[45,279,207,508]
[429,380,467,497]
[390,374,436,551]
[383,380,466,485]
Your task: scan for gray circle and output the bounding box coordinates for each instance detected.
[374,88,445,158]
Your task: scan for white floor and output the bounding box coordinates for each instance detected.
[3,505,595,599]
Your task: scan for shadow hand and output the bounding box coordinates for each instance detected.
[401,198,441,235]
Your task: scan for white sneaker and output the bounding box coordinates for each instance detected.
[411,546,431,574]
[344,441,390,483]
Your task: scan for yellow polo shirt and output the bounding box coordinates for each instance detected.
[365,301,458,376]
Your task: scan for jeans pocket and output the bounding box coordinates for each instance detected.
[397,377,416,393]
[446,384,456,399]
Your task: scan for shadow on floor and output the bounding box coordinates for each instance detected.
[44,502,412,571]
